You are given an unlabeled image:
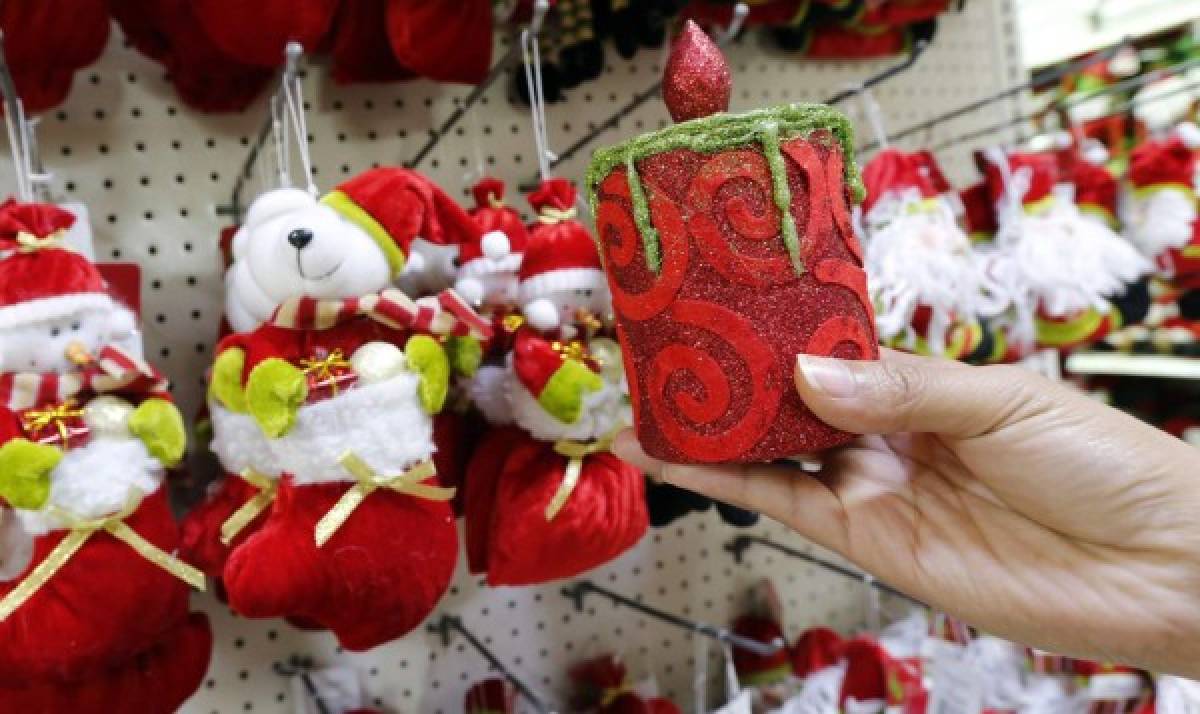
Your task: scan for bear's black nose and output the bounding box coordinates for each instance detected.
[287,228,314,249]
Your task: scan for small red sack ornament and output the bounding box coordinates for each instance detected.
[328,0,414,84]
[588,27,876,463]
[0,0,108,112]
[192,0,340,68]
[386,0,494,85]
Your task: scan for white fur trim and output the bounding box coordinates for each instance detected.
[0,509,33,581]
[209,400,283,478]
[468,366,514,425]
[270,372,433,484]
[457,252,522,279]
[0,293,115,331]
[481,230,511,260]
[507,361,627,442]
[523,298,560,332]
[518,268,605,304]
[843,698,886,714]
[1123,187,1197,261]
[16,437,163,536]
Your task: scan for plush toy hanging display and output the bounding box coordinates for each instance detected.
[0,201,210,712]
[184,168,491,651]
[861,148,1001,360]
[464,177,647,586]
[587,20,878,464]
[569,654,682,714]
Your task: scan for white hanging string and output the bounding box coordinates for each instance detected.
[2,100,29,202]
[859,87,889,151]
[280,46,317,197]
[270,93,290,190]
[521,28,553,181]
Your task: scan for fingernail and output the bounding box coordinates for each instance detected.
[796,354,857,398]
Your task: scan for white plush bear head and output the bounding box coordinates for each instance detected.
[225,188,393,334]
[396,237,460,298]
[0,303,137,373]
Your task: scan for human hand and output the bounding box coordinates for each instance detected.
[613,349,1200,677]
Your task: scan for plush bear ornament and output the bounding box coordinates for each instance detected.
[190,167,491,651]
[0,202,208,706]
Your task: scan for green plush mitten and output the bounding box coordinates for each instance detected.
[539,359,603,424]
[406,335,450,414]
[444,335,483,378]
[129,398,187,467]
[209,347,249,413]
[0,439,61,510]
[245,358,308,438]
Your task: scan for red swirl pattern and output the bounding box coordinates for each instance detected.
[595,171,689,320]
[684,150,796,286]
[646,299,781,462]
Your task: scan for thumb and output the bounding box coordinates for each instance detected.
[794,349,1047,438]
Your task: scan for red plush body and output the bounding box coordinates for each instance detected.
[0,612,212,714]
[179,473,267,578]
[0,488,189,685]
[329,0,414,83]
[223,477,456,650]
[463,425,525,574]
[594,136,877,463]
[385,0,494,85]
[485,433,647,585]
[192,0,339,68]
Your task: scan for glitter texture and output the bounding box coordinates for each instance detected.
[662,20,732,123]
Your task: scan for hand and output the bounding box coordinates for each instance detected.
[614,349,1200,677]
[245,358,308,438]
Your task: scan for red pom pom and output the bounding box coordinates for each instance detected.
[662,20,731,123]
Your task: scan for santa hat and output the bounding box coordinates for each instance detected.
[958,182,997,240]
[0,200,117,330]
[839,638,893,712]
[1072,159,1120,227]
[731,614,791,686]
[519,178,602,303]
[1128,137,1196,191]
[460,177,528,278]
[320,167,482,279]
[977,149,1059,212]
[862,149,944,217]
[465,678,513,714]
[791,626,845,678]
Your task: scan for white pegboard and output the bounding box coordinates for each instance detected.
[0,1,1024,711]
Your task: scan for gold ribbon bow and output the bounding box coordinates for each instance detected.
[0,492,206,622]
[15,230,65,253]
[21,400,86,448]
[299,349,353,397]
[600,681,633,709]
[547,434,615,521]
[219,469,278,545]
[314,452,455,547]
[551,339,591,363]
[502,314,526,332]
[537,206,578,224]
[486,193,505,210]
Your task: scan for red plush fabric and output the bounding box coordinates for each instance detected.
[1128,137,1196,189]
[594,134,877,463]
[334,167,483,255]
[385,0,493,85]
[1072,160,1119,223]
[978,150,1059,207]
[0,612,212,714]
[463,425,525,574]
[959,182,997,238]
[0,489,189,685]
[486,435,647,585]
[791,627,845,676]
[432,410,483,516]
[732,614,790,682]
[0,0,107,112]
[467,178,530,260]
[685,0,810,28]
[222,477,458,651]
[861,148,941,214]
[859,0,949,25]
[193,0,340,68]
[802,23,910,59]
[179,474,267,578]
[328,0,414,84]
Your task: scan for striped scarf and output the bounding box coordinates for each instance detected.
[268,288,492,340]
[0,345,169,411]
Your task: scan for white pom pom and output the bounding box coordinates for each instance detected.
[481,230,511,260]
[1176,121,1200,149]
[244,188,316,229]
[1081,139,1109,166]
[402,251,427,275]
[523,298,560,331]
[350,341,407,384]
[84,396,135,439]
[455,277,485,306]
[106,305,138,342]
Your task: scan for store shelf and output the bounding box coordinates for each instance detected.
[1065,352,1200,379]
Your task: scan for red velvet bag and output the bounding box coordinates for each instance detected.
[463,425,524,574]
[386,0,494,85]
[193,0,340,67]
[486,434,647,585]
[328,0,414,84]
[179,474,268,578]
[0,612,212,714]
[222,477,458,651]
[0,0,108,112]
[0,488,190,685]
[801,23,910,59]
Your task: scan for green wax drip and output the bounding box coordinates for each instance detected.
[625,154,662,273]
[759,122,804,275]
[586,102,863,275]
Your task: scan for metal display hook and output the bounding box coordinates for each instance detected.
[0,30,49,203]
[216,41,307,220]
[427,615,554,714]
[858,35,1133,153]
[406,0,551,170]
[273,655,332,714]
[725,535,924,607]
[561,580,785,657]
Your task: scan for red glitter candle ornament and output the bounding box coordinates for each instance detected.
[587,25,877,464]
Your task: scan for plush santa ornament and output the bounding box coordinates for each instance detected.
[839,638,922,714]
[189,168,490,651]
[466,678,515,714]
[464,178,646,585]
[732,613,792,687]
[0,202,208,702]
[570,655,682,714]
[978,148,1150,354]
[1125,133,1200,278]
[861,149,1000,359]
[791,627,845,679]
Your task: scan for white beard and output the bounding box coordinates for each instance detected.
[1122,187,1197,261]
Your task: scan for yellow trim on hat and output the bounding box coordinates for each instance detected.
[320,190,406,278]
